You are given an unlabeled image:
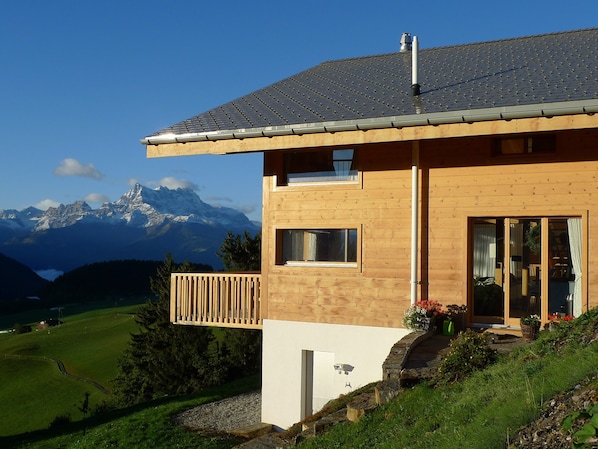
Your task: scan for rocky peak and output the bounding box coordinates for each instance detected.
[0,184,257,232]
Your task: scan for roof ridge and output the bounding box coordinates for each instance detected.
[317,27,598,65]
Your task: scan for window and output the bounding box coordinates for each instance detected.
[492,135,556,156]
[282,149,357,184]
[279,229,357,265]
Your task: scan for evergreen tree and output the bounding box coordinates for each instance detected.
[113,254,221,405]
[216,231,262,272]
[217,231,263,379]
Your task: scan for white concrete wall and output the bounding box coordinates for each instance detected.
[261,319,408,429]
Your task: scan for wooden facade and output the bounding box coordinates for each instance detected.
[165,120,598,330]
[259,126,597,329]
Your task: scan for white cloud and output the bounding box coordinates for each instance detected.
[205,195,233,203]
[206,199,258,217]
[236,204,258,215]
[154,177,199,191]
[35,199,61,210]
[84,193,110,204]
[54,158,104,180]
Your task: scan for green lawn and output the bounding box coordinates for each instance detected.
[296,317,598,449]
[0,375,261,449]
[0,299,144,435]
[0,358,94,436]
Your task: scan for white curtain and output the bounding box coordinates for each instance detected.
[510,223,523,277]
[305,231,317,261]
[473,224,496,278]
[567,218,583,317]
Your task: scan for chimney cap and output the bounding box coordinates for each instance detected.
[400,33,412,52]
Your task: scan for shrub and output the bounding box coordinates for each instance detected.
[436,330,498,384]
[13,323,32,334]
[49,414,71,428]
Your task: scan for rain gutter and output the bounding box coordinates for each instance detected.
[141,99,598,145]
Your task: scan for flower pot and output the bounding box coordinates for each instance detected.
[442,320,454,336]
[521,323,540,340]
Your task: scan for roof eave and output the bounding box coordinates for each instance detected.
[141,99,598,146]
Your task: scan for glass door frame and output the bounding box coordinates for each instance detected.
[469,214,586,328]
[502,217,546,328]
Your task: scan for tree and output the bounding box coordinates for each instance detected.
[217,231,263,379]
[113,254,222,405]
[216,231,261,272]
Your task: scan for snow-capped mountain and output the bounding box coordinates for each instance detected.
[0,184,260,273]
[2,184,255,231]
[0,207,43,230]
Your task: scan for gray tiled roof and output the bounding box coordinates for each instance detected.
[143,28,598,143]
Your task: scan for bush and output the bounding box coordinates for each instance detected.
[436,330,498,384]
[49,414,71,428]
[13,323,32,334]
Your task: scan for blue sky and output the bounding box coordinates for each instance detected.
[1,1,595,222]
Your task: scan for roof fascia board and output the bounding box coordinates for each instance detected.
[146,112,598,158]
[142,100,598,147]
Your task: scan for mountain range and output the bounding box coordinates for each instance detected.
[0,184,260,278]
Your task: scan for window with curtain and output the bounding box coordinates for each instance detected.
[282,149,357,184]
[279,229,357,265]
[473,222,497,279]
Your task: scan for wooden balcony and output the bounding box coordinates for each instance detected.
[170,272,262,329]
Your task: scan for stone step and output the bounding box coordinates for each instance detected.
[346,393,378,422]
[231,422,273,439]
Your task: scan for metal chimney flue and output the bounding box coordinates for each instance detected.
[400,33,412,52]
[411,35,421,96]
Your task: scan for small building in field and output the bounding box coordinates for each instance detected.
[141,28,598,429]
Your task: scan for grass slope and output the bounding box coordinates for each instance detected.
[296,314,598,449]
[5,304,598,448]
[0,299,144,435]
[1,375,261,449]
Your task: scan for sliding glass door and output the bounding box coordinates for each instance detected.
[471,216,582,327]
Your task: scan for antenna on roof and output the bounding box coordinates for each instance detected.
[411,35,421,96]
[400,32,412,52]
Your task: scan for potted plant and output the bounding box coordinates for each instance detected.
[520,314,541,340]
[403,300,444,332]
[546,312,574,331]
[445,304,467,334]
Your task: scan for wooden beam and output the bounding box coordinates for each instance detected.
[145,113,598,158]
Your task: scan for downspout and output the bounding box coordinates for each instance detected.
[410,140,420,305]
[410,34,421,305]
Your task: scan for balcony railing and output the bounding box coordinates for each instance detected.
[170,273,262,329]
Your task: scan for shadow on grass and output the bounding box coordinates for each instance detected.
[0,374,261,448]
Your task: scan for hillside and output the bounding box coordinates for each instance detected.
[0,259,212,321]
[3,311,598,448]
[291,312,598,449]
[39,259,212,304]
[0,252,48,300]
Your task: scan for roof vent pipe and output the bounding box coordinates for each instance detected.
[400,33,412,52]
[411,35,421,96]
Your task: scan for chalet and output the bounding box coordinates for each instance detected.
[141,28,598,429]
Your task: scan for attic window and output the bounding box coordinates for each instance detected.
[493,135,556,156]
[282,149,357,184]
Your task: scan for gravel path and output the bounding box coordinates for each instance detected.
[173,391,262,433]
